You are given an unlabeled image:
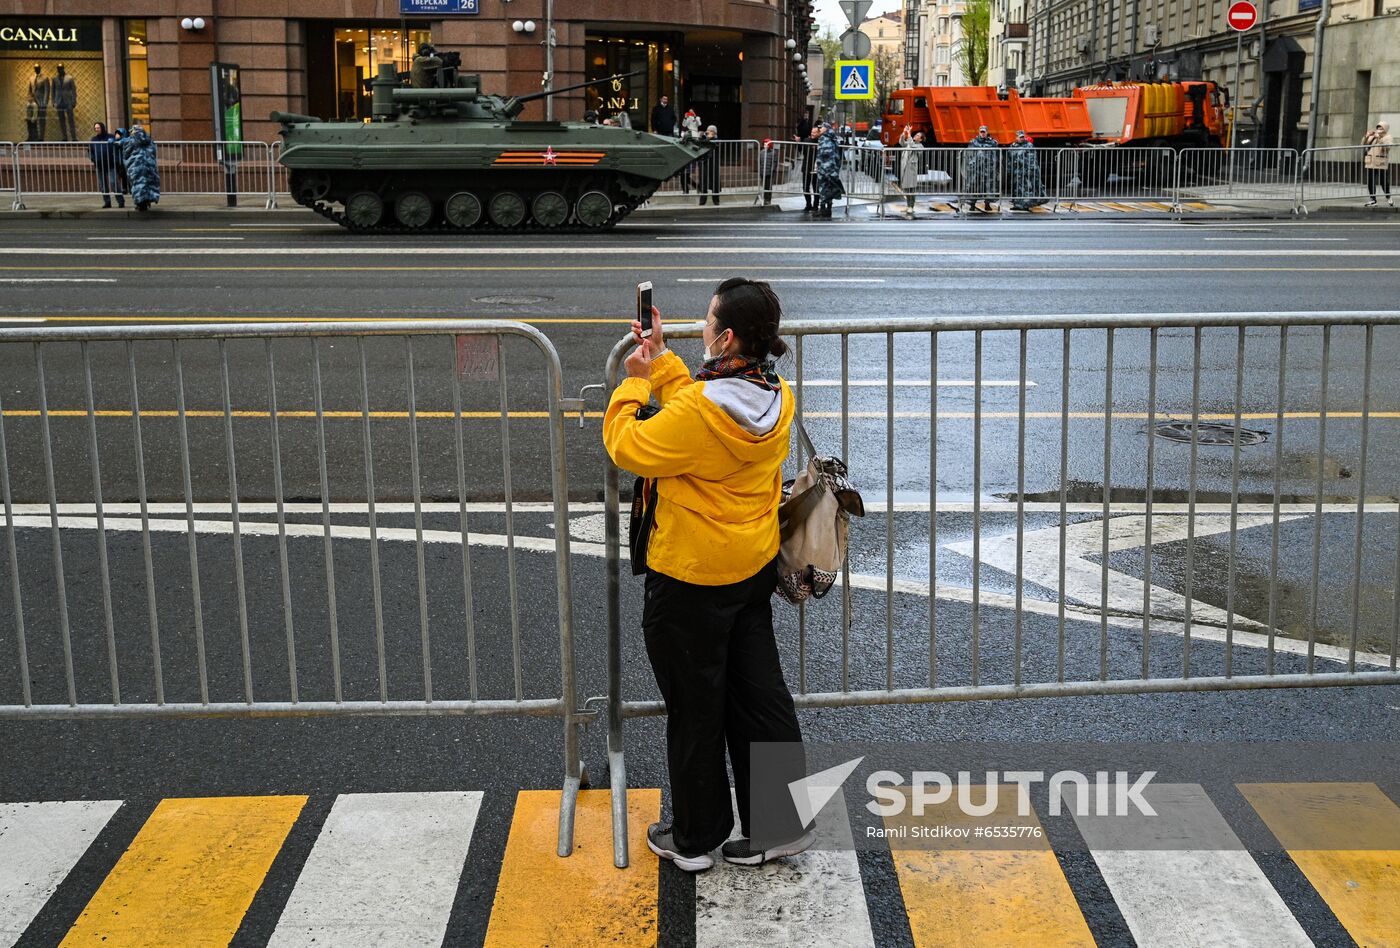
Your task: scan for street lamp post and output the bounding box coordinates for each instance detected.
[543,0,555,120]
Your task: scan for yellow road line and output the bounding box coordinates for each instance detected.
[886,786,1094,946]
[60,795,306,948]
[4,409,1397,422]
[484,789,659,947]
[1239,782,1400,948]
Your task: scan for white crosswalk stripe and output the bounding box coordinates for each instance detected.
[266,791,482,948]
[0,800,122,948]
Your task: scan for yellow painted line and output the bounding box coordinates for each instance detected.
[886,786,1094,946]
[60,795,306,948]
[1239,783,1400,947]
[484,789,659,947]
[1103,202,1143,212]
[1187,202,1215,210]
[6,409,1399,422]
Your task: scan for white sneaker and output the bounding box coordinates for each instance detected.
[721,829,817,866]
[1365,199,1377,207]
[646,822,714,872]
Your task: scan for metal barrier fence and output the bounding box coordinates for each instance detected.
[0,321,587,855]
[11,140,278,208]
[1302,145,1400,209]
[601,312,1400,866]
[1175,147,1302,213]
[2,138,1393,215]
[648,139,759,205]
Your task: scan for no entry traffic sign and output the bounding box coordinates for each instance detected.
[1227,0,1257,31]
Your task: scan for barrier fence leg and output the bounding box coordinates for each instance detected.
[11,148,23,210]
[604,448,631,868]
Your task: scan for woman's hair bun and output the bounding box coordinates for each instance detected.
[712,278,787,359]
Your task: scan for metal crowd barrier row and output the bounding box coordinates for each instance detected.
[1051,146,1176,212]
[1175,147,1302,214]
[601,312,1400,866]
[11,140,278,209]
[0,320,586,856]
[648,139,760,205]
[1301,145,1400,210]
[0,142,19,210]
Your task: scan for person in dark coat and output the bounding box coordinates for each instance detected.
[111,128,132,195]
[88,122,124,208]
[650,96,677,136]
[801,121,821,212]
[814,122,844,218]
[1007,130,1048,210]
[121,123,160,212]
[759,138,777,205]
[697,126,722,205]
[961,124,1000,213]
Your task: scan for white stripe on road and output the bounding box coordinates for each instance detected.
[697,790,874,948]
[85,237,245,241]
[268,792,481,948]
[676,278,886,283]
[657,236,804,240]
[1071,784,1311,948]
[0,800,123,948]
[799,379,1036,388]
[0,318,48,324]
[9,247,1399,257]
[1201,237,1349,241]
[0,279,115,283]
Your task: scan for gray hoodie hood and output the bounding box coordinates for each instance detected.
[702,377,783,436]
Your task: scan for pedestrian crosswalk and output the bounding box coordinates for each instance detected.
[2,783,1399,946]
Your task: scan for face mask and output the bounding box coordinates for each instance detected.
[703,329,728,361]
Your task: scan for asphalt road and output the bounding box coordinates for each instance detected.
[2,212,1400,946]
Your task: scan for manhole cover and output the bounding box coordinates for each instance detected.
[1152,421,1268,446]
[472,295,552,305]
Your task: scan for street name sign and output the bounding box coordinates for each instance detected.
[835,60,875,100]
[1226,1,1257,31]
[400,0,478,13]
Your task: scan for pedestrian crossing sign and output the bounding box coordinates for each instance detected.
[835,60,875,100]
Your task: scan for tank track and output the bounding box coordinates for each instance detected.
[303,196,644,234]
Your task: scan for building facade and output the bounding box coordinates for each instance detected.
[899,1,966,88]
[1312,0,1400,149]
[1,0,815,146]
[858,8,904,60]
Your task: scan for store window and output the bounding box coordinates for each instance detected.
[585,34,676,130]
[124,19,149,129]
[0,17,106,142]
[329,27,430,121]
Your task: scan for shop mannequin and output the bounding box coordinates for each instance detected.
[53,64,78,141]
[28,65,50,140]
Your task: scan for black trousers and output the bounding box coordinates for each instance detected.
[1367,167,1391,197]
[643,559,806,855]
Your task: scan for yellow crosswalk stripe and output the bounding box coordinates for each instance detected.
[885,787,1094,947]
[59,796,306,948]
[1240,782,1400,948]
[484,789,660,947]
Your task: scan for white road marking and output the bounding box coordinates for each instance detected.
[85,237,245,241]
[0,278,115,283]
[799,379,1036,388]
[2,505,1393,668]
[229,223,340,228]
[7,247,1398,257]
[1201,237,1348,241]
[944,513,1307,632]
[0,800,123,948]
[267,792,481,948]
[1071,784,1311,948]
[0,317,48,323]
[697,790,873,948]
[676,278,886,283]
[657,236,804,240]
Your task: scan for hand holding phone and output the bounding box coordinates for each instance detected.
[637,281,653,337]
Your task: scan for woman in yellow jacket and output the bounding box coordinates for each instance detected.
[604,278,813,872]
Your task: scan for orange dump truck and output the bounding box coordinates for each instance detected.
[881,86,1091,147]
[881,80,1228,149]
[1073,81,1228,148]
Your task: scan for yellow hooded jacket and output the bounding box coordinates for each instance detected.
[604,349,794,586]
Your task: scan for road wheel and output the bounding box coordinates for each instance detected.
[444,191,482,229]
[394,191,433,228]
[345,191,384,228]
[531,191,569,228]
[488,191,527,228]
[575,190,613,228]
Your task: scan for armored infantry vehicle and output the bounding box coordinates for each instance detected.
[272,53,704,232]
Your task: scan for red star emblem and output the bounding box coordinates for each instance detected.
[542,147,558,165]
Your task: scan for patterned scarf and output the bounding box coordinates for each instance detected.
[694,352,781,391]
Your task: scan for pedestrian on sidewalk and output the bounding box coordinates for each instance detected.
[896,125,925,217]
[88,122,125,209]
[795,115,815,211]
[111,128,132,196]
[121,124,160,212]
[651,95,677,136]
[1008,131,1048,211]
[697,126,722,205]
[604,278,813,873]
[814,122,844,218]
[1363,121,1393,207]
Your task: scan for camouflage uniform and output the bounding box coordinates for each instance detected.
[1008,139,1048,210]
[961,133,1000,211]
[814,128,845,218]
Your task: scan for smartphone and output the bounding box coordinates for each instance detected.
[637,281,654,337]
